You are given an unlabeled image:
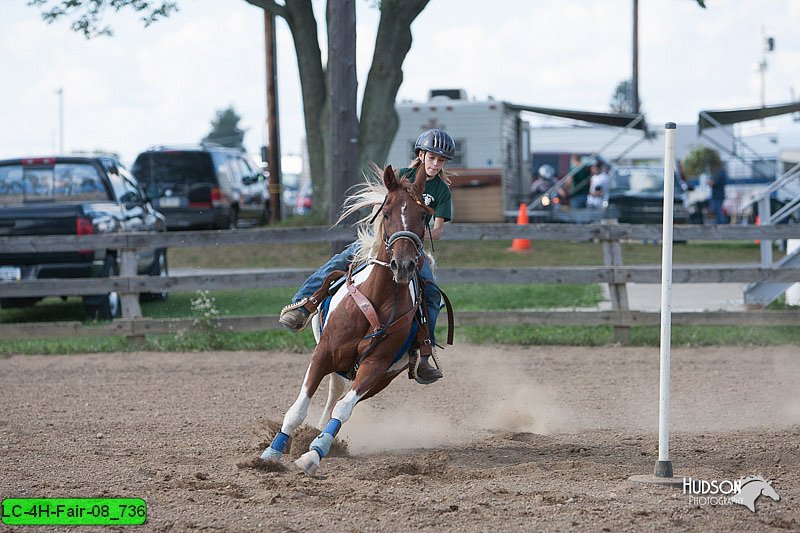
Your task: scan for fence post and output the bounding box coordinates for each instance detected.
[601,220,630,344]
[119,248,142,319]
[758,196,773,266]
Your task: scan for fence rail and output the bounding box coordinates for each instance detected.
[2,222,799,343]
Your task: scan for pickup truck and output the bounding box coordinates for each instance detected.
[0,156,167,319]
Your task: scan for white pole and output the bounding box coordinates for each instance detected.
[656,122,676,477]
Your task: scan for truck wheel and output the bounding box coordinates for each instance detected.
[83,255,120,320]
[141,249,169,302]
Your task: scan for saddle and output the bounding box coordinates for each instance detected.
[303,263,454,379]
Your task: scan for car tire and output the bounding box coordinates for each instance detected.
[140,248,169,302]
[83,254,120,320]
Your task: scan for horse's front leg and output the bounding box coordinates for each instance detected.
[294,357,388,476]
[260,357,328,462]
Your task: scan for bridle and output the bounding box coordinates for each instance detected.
[368,193,430,265]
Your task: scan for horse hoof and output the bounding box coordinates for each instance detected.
[294,451,320,477]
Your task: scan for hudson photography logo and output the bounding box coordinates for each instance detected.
[683,475,780,512]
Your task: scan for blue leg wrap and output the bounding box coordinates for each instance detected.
[271,431,290,453]
[260,431,290,461]
[309,418,341,458]
[310,433,334,459]
[323,418,342,437]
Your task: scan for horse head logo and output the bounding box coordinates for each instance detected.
[729,475,780,513]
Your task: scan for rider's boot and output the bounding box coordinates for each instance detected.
[415,354,443,384]
[278,271,348,333]
[279,299,313,332]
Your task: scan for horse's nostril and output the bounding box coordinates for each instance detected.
[390,259,398,271]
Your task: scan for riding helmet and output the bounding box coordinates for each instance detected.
[538,164,555,180]
[414,129,455,160]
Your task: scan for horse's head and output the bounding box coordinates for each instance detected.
[379,164,433,284]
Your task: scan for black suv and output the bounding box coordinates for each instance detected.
[604,166,690,224]
[0,155,167,319]
[132,145,270,230]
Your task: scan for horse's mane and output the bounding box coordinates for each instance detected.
[335,164,434,268]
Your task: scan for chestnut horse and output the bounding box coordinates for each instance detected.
[260,164,434,476]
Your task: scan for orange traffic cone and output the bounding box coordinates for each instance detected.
[508,202,532,253]
[754,215,760,245]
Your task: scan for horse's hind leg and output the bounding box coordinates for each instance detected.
[318,373,349,430]
[260,361,327,462]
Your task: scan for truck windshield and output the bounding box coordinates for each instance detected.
[0,163,108,204]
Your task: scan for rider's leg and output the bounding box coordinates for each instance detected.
[415,256,443,384]
[279,241,360,331]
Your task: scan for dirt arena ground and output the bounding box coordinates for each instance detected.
[1,344,798,532]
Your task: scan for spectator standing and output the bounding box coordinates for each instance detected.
[565,154,591,208]
[586,160,609,209]
[708,164,728,224]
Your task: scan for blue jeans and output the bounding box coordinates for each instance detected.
[711,198,727,224]
[293,241,442,344]
[570,194,587,209]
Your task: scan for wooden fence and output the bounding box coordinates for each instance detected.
[1,223,799,344]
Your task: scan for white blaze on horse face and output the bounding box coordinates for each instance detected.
[331,389,362,424]
[401,201,408,231]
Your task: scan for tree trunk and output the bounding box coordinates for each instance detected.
[358,0,429,171]
[265,0,429,221]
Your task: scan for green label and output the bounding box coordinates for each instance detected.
[2,498,146,526]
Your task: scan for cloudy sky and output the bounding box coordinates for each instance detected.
[3,0,800,166]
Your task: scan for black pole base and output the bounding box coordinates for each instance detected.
[654,460,674,478]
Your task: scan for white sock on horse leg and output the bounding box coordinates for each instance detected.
[331,389,362,424]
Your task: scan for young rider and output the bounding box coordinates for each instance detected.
[278,129,455,385]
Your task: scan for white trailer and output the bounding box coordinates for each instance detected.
[387,90,530,222]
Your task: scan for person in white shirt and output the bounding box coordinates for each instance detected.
[586,160,608,208]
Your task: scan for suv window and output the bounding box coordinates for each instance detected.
[132,151,215,187]
[0,163,109,204]
[225,153,244,186]
[239,157,261,185]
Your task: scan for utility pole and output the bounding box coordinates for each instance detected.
[56,87,64,153]
[264,10,282,222]
[327,0,359,252]
[758,26,775,115]
[631,0,639,114]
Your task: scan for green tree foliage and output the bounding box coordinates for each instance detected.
[682,146,722,178]
[609,79,634,113]
[202,106,246,150]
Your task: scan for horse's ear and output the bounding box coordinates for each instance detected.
[383,165,398,191]
[413,163,426,195]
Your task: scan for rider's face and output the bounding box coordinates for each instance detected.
[418,151,447,178]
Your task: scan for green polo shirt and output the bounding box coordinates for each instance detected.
[398,167,452,223]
